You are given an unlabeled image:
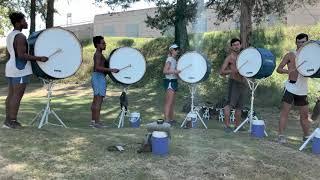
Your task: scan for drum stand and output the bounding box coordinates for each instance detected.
[233,78,267,136]
[117,86,129,128]
[31,78,67,128]
[181,84,208,129]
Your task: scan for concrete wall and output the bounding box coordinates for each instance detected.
[63,23,94,41]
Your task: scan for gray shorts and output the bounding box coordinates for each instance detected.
[226,79,247,109]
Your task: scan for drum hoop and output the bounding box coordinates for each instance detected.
[34,27,83,79]
[109,46,146,84]
[177,51,210,83]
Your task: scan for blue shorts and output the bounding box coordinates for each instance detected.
[91,72,107,97]
[6,75,31,85]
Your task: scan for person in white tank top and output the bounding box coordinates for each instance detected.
[3,12,48,129]
[163,44,181,125]
[276,33,310,143]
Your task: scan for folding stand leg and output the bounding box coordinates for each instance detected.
[32,78,67,129]
[233,78,268,136]
[181,84,208,129]
[299,128,319,151]
[117,86,129,128]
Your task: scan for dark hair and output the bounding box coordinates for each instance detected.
[9,12,25,26]
[296,33,308,41]
[93,36,104,48]
[230,38,241,46]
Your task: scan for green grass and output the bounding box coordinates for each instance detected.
[1,26,320,179]
[0,85,319,179]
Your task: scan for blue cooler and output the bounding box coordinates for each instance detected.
[152,131,169,156]
[312,129,320,154]
[251,120,265,138]
[129,112,140,128]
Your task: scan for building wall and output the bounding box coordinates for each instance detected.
[93,8,161,38]
[63,23,94,41]
[6,4,316,43]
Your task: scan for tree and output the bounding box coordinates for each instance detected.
[46,0,55,28]
[30,0,36,34]
[95,0,198,50]
[207,0,318,48]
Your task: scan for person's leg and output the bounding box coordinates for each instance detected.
[234,108,242,127]
[8,83,27,125]
[164,89,175,121]
[5,83,13,122]
[299,105,309,138]
[279,102,291,135]
[224,105,231,127]
[169,92,176,121]
[91,96,104,123]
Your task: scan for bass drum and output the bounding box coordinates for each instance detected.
[108,47,146,85]
[236,47,276,79]
[296,40,320,78]
[177,52,211,84]
[28,27,82,79]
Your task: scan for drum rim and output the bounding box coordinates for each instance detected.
[296,40,320,77]
[236,47,262,78]
[109,46,146,85]
[34,27,83,79]
[177,51,210,84]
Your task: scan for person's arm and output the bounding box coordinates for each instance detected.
[94,53,119,73]
[163,59,180,75]
[15,34,48,62]
[276,53,290,74]
[219,57,232,75]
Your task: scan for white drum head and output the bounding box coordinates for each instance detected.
[237,47,262,77]
[177,52,207,83]
[296,41,320,76]
[109,47,146,84]
[34,27,82,78]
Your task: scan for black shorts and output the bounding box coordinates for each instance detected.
[282,90,308,106]
[226,79,247,109]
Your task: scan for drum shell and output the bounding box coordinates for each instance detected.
[28,30,54,79]
[27,27,82,79]
[253,48,276,79]
[237,47,276,79]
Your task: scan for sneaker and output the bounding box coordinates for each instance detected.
[277,135,287,144]
[234,126,246,132]
[224,126,233,133]
[303,136,310,142]
[89,121,95,127]
[2,121,16,129]
[93,121,108,128]
[165,120,177,126]
[12,120,22,127]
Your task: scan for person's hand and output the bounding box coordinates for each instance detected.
[175,70,181,74]
[38,56,49,62]
[111,68,120,73]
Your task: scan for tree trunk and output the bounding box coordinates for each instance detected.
[46,0,54,28]
[30,0,36,34]
[175,0,189,51]
[240,0,254,48]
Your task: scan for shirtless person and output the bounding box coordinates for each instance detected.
[3,12,48,129]
[276,33,310,143]
[90,36,119,128]
[220,38,247,132]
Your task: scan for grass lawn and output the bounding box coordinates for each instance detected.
[0,83,319,179]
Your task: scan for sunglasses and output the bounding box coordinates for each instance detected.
[173,48,179,51]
